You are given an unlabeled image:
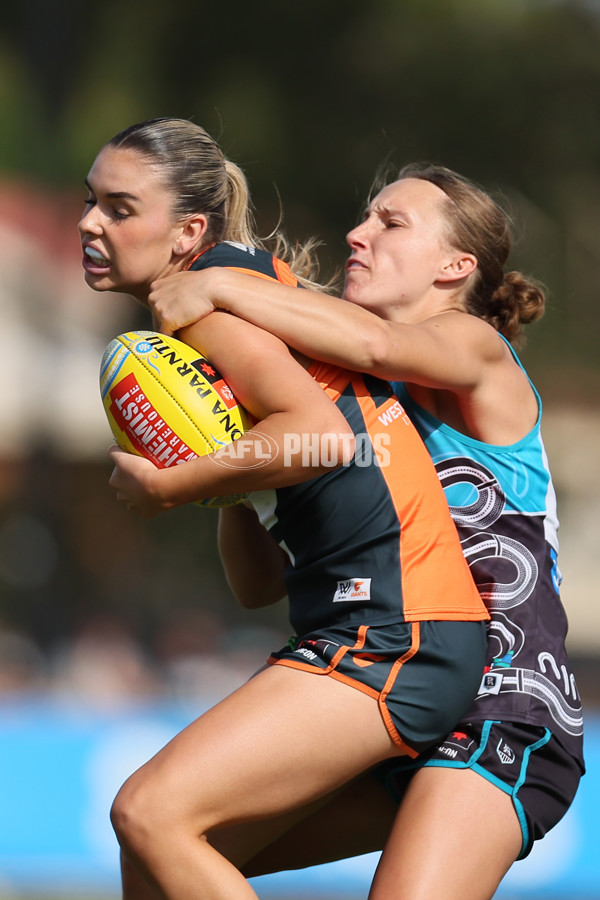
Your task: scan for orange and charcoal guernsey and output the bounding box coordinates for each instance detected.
[250,362,489,636]
[191,242,488,636]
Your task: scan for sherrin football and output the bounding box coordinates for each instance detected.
[99,330,251,508]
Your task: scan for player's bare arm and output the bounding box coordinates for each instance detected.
[109,312,354,514]
[218,505,288,609]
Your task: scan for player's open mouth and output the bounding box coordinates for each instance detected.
[83,245,111,274]
[85,246,109,265]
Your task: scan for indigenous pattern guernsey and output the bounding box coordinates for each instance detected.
[392,348,584,766]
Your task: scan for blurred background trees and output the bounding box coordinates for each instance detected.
[0,0,599,698]
[4,0,600,376]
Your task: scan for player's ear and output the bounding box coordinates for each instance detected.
[173,214,209,256]
[437,252,477,283]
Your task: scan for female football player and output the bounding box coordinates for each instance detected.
[79,119,489,900]
[148,162,585,899]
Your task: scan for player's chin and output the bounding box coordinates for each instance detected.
[83,271,125,294]
[83,271,111,292]
[341,278,367,306]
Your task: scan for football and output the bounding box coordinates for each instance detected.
[99,330,251,508]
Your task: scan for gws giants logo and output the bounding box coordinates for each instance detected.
[333,578,372,603]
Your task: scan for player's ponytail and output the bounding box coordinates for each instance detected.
[471,270,545,344]
[222,157,330,291]
[221,158,257,247]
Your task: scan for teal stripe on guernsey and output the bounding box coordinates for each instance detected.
[391,337,559,554]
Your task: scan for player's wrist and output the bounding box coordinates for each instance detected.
[210,267,240,313]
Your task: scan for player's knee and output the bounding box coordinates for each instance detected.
[110,771,162,856]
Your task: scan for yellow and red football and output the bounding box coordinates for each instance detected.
[99,330,251,508]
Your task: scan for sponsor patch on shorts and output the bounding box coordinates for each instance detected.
[333,578,371,602]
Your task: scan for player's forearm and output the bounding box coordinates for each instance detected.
[150,417,355,509]
[212,270,393,374]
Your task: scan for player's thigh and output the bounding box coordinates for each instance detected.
[210,768,398,875]
[115,663,400,837]
[370,766,522,900]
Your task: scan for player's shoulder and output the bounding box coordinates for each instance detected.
[182,307,289,360]
[425,310,505,360]
[191,241,264,270]
[190,241,296,284]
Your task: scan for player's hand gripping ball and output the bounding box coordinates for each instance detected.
[100,330,251,507]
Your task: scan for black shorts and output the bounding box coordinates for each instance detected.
[377,719,584,857]
[268,620,487,757]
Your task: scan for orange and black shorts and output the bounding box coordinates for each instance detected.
[268,619,487,757]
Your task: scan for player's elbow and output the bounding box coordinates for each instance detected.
[358,324,399,377]
[322,407,356,467]
[231,582,285,610]
[329,412,356,466]
[330,429,355,467]
[288,424,355,472]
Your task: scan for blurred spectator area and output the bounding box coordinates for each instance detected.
[0,179,598,714]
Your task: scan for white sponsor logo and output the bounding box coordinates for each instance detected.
[438,746,459,759]
[496,739,516,765]
[377,400,411,427]
[295,647,317,661]
[224,241,256,255]
[479,670,503,695]
[333,578,372,603]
